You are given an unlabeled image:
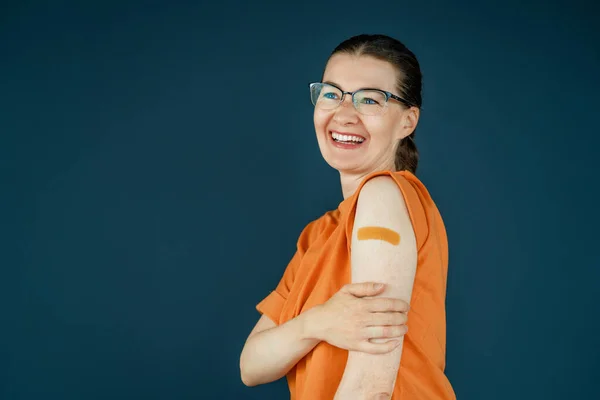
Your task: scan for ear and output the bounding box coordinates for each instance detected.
[404,106,420,136]
[393,106,420,141]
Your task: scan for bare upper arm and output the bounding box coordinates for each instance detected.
[351,176,417,301]
[338,175,418,396]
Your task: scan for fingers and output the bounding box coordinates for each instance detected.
[342,282,386,297]
[367,312,407,327]
[365,297,410,313]
[364,325,408,340]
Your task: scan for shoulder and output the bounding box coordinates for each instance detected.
[359,175,403,197]
[355,175,409,219]
[351,174,418,247]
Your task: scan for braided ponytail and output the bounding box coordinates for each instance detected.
[394,133,419,173]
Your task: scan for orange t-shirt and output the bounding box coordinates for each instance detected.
[256,170,456,399]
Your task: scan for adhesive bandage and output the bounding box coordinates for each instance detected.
[357,226,400,246]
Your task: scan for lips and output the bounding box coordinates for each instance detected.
[330,130,366,143]
[328,130,367,149]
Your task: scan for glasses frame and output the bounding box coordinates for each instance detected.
[309,82,413,115]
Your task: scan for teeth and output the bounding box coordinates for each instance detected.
[331,132,364,143]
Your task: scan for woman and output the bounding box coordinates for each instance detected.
[240,34,456,400]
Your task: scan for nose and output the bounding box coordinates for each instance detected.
[333,95,359,125]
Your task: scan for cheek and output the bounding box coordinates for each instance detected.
[313,109,330,133]
[361,117,386,138]
[363,116,399,141]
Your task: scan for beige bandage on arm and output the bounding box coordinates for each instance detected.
[356,226,400,246]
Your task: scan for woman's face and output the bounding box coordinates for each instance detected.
[313,53,418,175]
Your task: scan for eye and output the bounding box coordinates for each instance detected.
[356,90,386,107]
[360,97,379,105]
[323,91,339,100]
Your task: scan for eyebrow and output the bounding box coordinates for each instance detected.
[323,80,342,89]
[322,80,387,93]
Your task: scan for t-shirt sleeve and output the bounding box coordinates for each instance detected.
[255,218,323,325]
[389,173,430,249]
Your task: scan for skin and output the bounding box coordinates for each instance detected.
[239,283,408,387]
[313,53,420,199]
[318,53,420,399]
[319,53,420,399]
[335,175,418,399]
[240,53,422,398]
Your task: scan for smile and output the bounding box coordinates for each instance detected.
[330,131,366,145]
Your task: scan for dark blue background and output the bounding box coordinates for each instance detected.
[1,0,598,399]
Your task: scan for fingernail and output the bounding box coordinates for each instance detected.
[374,283,384,289]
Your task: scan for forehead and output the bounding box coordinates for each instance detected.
[322,53,398,92]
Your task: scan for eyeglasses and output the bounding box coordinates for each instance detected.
[309,82,412,116]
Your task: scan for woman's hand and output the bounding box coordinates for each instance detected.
[311,282,409,354]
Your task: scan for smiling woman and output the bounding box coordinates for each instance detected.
[240,34,455,400]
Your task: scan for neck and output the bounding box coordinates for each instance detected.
[339,166,396,200]
[339,153,397,199]
[339,172,369,200]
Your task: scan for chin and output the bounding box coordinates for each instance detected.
[322,155,365,174]
[320,127,379,169]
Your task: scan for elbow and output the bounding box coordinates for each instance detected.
[240,373,258,387]
[239,353,267,387]
[240,368,271,387]
[240,366,260,387]
[239,364,252,387]
[240,364,278,387]
[239,354,257,387]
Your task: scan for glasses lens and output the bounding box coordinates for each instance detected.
[354,90,388,115]
[310,83,342,109]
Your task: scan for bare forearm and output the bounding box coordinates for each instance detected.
[240,307,322,386]
[335,342,403,399]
